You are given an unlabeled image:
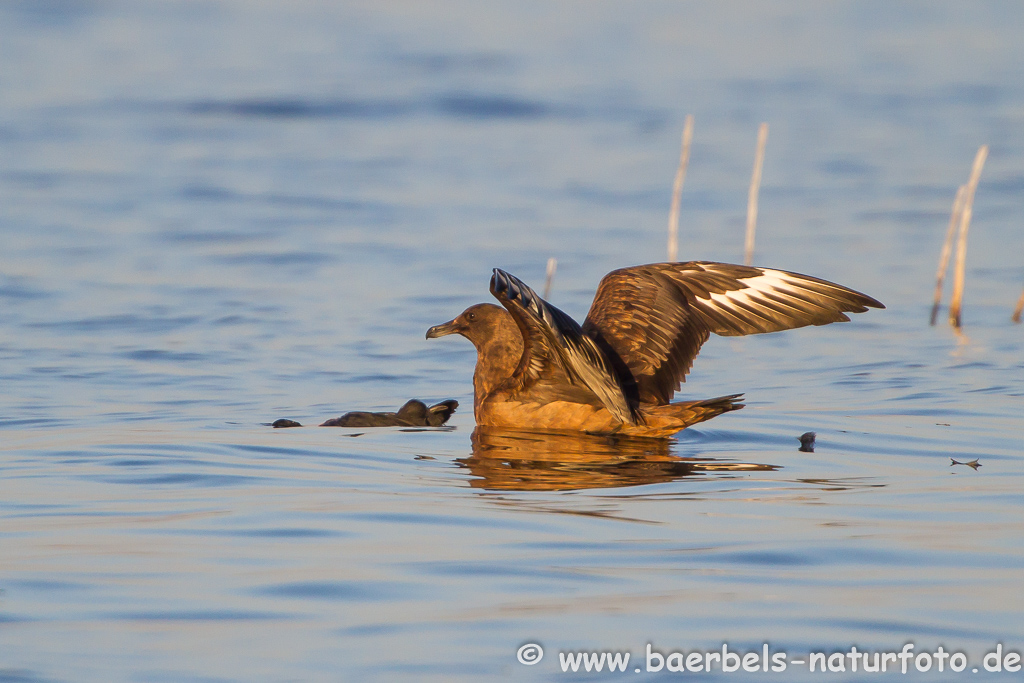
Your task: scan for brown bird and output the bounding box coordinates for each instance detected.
[426,262,883,438]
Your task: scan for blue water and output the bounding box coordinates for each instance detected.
[1,2,1022,681]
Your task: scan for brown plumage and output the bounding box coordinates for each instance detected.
[426,261,883,438]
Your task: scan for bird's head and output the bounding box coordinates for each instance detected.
[425,303,512,349]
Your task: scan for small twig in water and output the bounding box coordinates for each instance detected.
[543,257,557,300]
[950,458,981,470]
[667,115,694,262]
[949,145,988,329]
[930,185,966,325]
[744,122,768,266]
[1012,287,1024,324]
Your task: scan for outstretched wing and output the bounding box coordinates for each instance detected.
[582,261,884,404]
[489,268,639,424]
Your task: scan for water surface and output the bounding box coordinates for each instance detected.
[1,2,1022,681]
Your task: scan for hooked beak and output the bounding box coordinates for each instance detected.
[425,318,461,340]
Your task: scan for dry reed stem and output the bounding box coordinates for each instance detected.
[667,115,694,262]
[1013,287,1024,324]
[543,257,557,300]
[929,184,966,325]
[744,122,768,266]
[949,144,988,329]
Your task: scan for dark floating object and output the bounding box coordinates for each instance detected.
[950,458,981,470]
[272,419,302,428]
[320,399,458,427]
[798,431,816,452]
[426,262,883,437]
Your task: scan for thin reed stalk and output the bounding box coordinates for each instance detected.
[949,145,988,329]
[1013,287,1024,324]
[667,115,694,262]
[744,122,768,266]
[929,185,966,325]
[543,257,557,300]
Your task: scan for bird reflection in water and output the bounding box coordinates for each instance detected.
[460,427,777,491]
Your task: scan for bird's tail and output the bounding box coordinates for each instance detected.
[637,394,744,436]
[675,393,744,426]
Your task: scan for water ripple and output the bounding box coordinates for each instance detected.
[28,314,201,334]
[255,581,418,602]
[106,609,287,622]
[187,93,561,121]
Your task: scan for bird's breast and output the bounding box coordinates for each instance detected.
[477,398,621,433]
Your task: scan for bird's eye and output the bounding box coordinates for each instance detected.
[466,312,477,322]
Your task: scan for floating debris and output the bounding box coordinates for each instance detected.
[798,431,816,452]
[950,458,981,470]
[270,400,458,429]
[320,399,458,427]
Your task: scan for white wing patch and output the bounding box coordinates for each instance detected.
[699,267,859,335]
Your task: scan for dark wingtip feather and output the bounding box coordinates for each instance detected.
[491,267,638,425]
[489,268,505,298]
